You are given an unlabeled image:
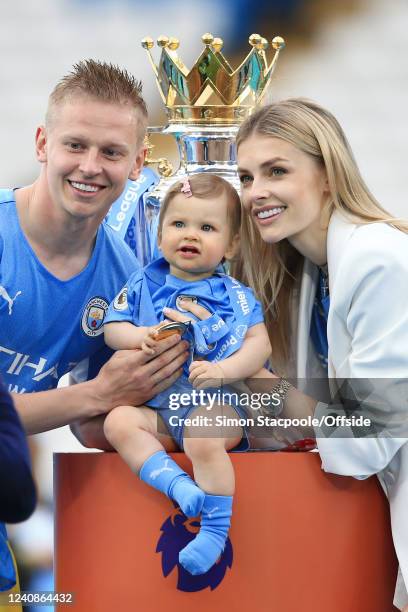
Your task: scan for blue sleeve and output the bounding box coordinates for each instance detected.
[249,296,265,328]
[0,379,36,523]
[104,269,143,325]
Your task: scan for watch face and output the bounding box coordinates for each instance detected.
[176,295,198,312]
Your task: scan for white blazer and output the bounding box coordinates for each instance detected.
[296,211,408,609]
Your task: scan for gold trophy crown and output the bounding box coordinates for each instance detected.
[141,33,285,125]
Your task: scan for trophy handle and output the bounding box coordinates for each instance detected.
[144,128,174,178]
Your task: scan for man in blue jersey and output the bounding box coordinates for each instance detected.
[0,59,188,599]
[0,60,188,443]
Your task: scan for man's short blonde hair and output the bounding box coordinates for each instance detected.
[46,59,148,145]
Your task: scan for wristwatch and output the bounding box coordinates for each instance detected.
[259,377,292,416]
[273,377,292,404]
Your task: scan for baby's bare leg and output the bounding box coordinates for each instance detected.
[104,405,176,471]
[104,405,204,517]
[183,403,242,494]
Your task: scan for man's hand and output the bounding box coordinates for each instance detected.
[12,327,189,437]
[70,334,189,450]
[90,333,189,413]
[188,360,224,389]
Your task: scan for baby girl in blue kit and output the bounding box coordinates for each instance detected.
[103,173,271,575]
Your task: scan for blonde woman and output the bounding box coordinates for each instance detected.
[233,98,408,611]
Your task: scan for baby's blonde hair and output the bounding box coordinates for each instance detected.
[158,173,241,240]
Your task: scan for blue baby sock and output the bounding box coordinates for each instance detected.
[178,494,233,575]
[139,450,204,517]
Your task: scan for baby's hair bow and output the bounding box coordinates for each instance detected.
[180,177,192,198]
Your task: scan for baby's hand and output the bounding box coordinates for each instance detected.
[141,323,169,355]
[188,360,224,389]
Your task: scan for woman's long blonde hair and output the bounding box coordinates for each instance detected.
[234,98,408,372]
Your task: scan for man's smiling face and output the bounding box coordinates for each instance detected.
[36,94,144,223]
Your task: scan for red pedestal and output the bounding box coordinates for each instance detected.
[54,452,398,612]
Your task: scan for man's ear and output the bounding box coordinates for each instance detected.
[224,233,240,260]
[36,126,48,163]
[129,147,147,181]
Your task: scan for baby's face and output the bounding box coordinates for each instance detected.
[159,193,237,281]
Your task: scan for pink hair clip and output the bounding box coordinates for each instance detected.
[180,177,192,198]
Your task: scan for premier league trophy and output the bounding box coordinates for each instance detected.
[106,33,285,265]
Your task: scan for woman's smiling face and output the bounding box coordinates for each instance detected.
[237,134,329,257]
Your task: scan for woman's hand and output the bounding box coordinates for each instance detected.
[163,300,212,323]
[245,367,280,392]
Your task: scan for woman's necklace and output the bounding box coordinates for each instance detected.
[319,263,329,298]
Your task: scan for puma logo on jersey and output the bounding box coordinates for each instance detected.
[0,285,22,315]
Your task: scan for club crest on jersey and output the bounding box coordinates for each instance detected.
[113,287,128,311]
[81,297,109,337]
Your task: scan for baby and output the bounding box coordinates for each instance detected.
[103,173,271,575]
